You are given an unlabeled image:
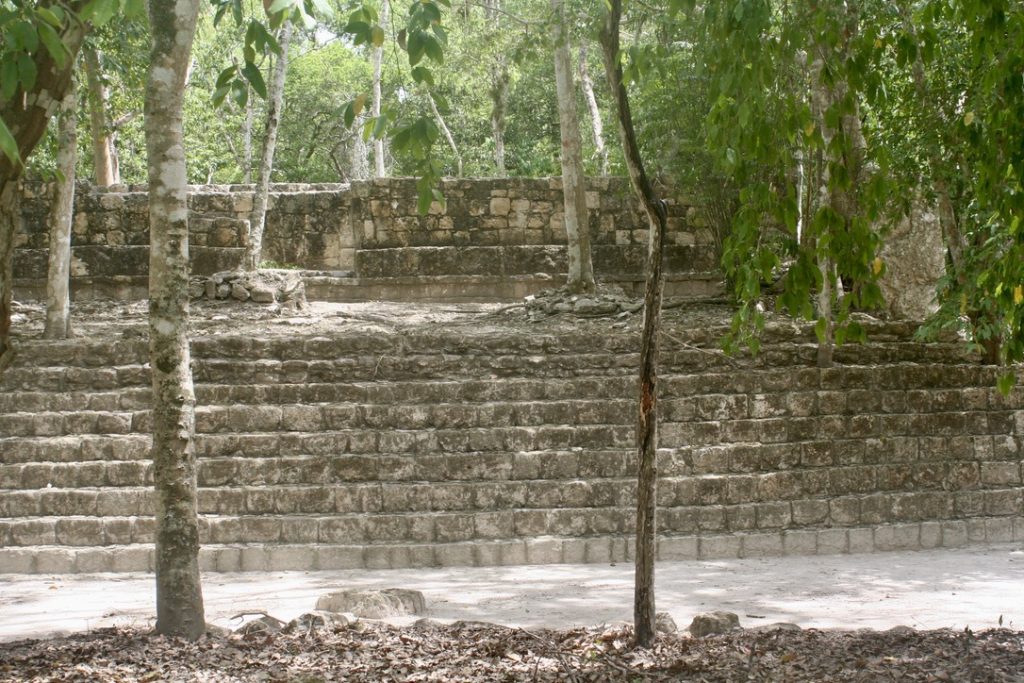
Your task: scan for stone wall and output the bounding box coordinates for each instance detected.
[0,319,1021,573]
[13,178,716,283]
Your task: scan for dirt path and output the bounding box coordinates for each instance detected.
[3,545,1022,642]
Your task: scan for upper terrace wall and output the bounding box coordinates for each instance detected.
[14,177,714,279]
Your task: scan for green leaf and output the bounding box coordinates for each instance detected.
[16,54,36,92]
[212,84,231,107]
[392,126,412,151]
[216,66,238,89]
[0,117,19,164]
[370,25,385,48]
[371,113,389,140]
[417,183,433,215]
[423,35,443,64]
[411,66,433,86]
[82,0,118,26]
[267,0,294,14]
[343,101,355,128]
[37,24,67,68]
[231,79,248,108]
[34,7,62,27]
[1,61,19,101]
[241,61,267,99]
[407,30,425,66]
[11,21,38,53]
[997,371,1015,396]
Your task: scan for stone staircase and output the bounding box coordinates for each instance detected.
[1,321,1022,574]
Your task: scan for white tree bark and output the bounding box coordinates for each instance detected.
[245,21,293,271]
[44,85,77,340]
[489,62,509,177]
[145,0,205,640]
[429,93,462,177]
[83,46,120,186]
[371,0,390,177]
[349,114,370,180]
[578,42,608,175]
[551,0,594,293]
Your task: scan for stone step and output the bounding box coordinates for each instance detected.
[4,471,1019,523]
[14,245,243,279]
[352,244,719,279]
[1,364,1010,419]
[8,514,1022,574]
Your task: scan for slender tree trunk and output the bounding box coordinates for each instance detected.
[349,114,370,180]
[44,85,77,340]
[0,1,88,377]
[242,87,254,184]
[429,94,462,177]
[484,0,508,176]
[578,42,608,175]
[551,0,594,294]
[82,45,119,186]
[600,0,667,649]
[372,0,390,177]
[0,183,17,376]
[145,0,205,640]
[489,62,509,177]
[245,21,293,271]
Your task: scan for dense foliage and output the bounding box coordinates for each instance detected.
[2,0,1024,373]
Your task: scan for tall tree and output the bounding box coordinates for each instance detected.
[550,0,594,293]
[82,44,120,185]
[44,82,77,340]
[244,20,293,271]
[578,42,608,175]
[600,0,668,648]
[371,0,390,176]
[145,0,205,640]
[0,0,89,375]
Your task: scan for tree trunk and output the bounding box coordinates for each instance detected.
[484,0,508,177]
[551,0,595,294]
[242,87,254,184]
[145,0,205,641]
[489,62,509,177]
[600,0,667,649]
[244,21,293,271]
[0,183,17,376]
[44,85,77,340]
[578,42,608,175]
[372,0,390,178]
[82,45,120,186]
[429,94,462,177]
[349,114,370,180]
[0,0,89,377]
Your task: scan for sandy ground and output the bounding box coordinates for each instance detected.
[2,544,1022,642]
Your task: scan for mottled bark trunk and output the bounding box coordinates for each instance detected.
[600,0,666,649]
[578,42,608,175]
[146,0,205,640]
[484,0,507,176]
[349,114,370,180]
[0,1,88,376]
[551,0,594,294]
[245,21,293,272]
[489,63,509,177]
[82,46,119,186]
[371,0,390,178]
[44,86,77,340]
[242,88,254,184]
[429,94,462,177]
[0,183,17,375]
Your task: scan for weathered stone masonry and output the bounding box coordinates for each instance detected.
[0,320,1021,573]
[12,178,717,299]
